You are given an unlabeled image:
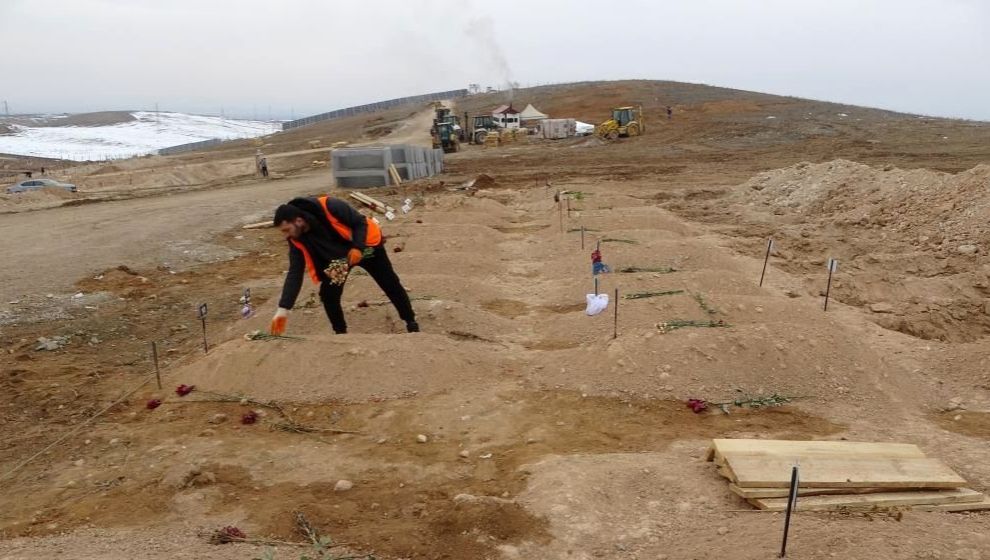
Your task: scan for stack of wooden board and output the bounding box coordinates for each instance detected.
[349,192,396,220]
[707,439,990,512]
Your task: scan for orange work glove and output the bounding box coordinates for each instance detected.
[347,248,363,267]
[270,307,289,335]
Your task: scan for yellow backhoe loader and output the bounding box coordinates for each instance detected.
[595,106,645,139]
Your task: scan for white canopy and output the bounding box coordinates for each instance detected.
[519,103,548,120]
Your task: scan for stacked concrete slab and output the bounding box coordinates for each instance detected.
[538,119,577,139]
[332,145,444,189]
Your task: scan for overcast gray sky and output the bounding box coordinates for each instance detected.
[1,0,987,120]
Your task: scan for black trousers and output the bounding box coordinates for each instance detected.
[319,245,415,334]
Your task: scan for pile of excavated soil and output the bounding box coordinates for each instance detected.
[0,187,80,212]
[81,160,255,192]
[704,160,990,342]
[471,173,497,189]
[742,159,990,257]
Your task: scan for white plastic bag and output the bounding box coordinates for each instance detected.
[585,293,610,316]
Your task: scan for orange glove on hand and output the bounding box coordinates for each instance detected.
[347,248,363,268]
[270,307,289,335]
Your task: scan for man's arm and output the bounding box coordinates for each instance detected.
[325,198,369,250]
[277,244,306,309]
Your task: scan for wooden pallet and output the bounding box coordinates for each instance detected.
[707,439,926,464]
[729,455,966,489]
[709,439,986,512]
[915,499,990,512]
[750,488,983,512]
[729,484,888,499]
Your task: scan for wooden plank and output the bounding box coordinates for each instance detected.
[728,456,967,489]
[350,191,396,214]
[704,444,716,462]
[914,498,990,512]
[751,488,983,512]
[388,164,402,185]
[729,484,890,499]
[720,461,737,482]
[709,439,926,463]
[349,193,386,214]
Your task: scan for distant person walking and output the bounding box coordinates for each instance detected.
[259,157,269,178]
[666,106,673,120]
[254,150,265,176]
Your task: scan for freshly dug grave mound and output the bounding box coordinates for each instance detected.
[171,333,509,403]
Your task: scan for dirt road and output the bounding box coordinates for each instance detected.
[0,106,439,304]
[356,103,439,148]
[0,173,321,304]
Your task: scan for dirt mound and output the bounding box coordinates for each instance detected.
[744,160,990,253]
[171,334,508,403]
[722,160,990,342]
[570,135,606,148]
[0,187,81,212]
[82,160,255,192]
[472,173,497,189]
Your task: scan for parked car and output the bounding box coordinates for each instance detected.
[6,179,77,194]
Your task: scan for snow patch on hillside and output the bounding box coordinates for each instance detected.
[0,112,279,161]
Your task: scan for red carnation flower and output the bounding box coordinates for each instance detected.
[209,525,246,544]
[175,384,195,397]
[687,398,708,413]
[146,398,162,410]
[241,411,258,425]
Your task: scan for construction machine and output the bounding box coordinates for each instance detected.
[595,106,645,139]
[469,114,499,144]
[431,121,460,153]
[433,106,465,141]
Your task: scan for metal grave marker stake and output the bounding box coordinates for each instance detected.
[198,303,209,353]
[760,238,774,287]
[824,259,838,311]
[780,464,800,557]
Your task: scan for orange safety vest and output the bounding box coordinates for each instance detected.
[289,196,383,284]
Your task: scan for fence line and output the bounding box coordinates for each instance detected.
[157,138,227,156]
[281,89,468,130]
[153,88,469,156]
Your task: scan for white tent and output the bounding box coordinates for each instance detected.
[519,103,549,121]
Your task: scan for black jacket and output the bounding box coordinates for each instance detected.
[278,197,372,309]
